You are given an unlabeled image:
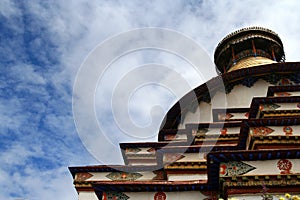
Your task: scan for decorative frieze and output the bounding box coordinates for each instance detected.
[223,176,300,188]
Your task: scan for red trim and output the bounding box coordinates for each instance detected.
[252,40,257,56]
[272,47,276,61]
[231,46,236,63]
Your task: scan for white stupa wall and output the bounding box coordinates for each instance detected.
[179,80,272,128]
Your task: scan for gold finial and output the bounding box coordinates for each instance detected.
[214,27,285,74]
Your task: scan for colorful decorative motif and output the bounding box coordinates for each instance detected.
[250,127,274,136]
[102,191,129,200]
[125,148,141,154]
[76,172,93,181]
[219,161,256,177]
[218,113,233,121]
[220,128,227,135]
[275,92,292,97]
[259,103,280,111]
[154,192,167,200]
[106,172,142,181]
[164,153,185,163]
[283,126,293,135]
[277,159,293,174]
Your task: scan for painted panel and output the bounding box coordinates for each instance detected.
[106,172,143,181]
[220,161,256,177]
[221,159,300,176]
[87,172,156,181]
[250,125,300,136]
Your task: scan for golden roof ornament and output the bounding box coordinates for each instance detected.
[214,27,285,74]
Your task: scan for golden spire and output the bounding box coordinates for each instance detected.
[214,27,285,74]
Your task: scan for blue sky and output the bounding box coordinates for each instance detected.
[1,0,300,199]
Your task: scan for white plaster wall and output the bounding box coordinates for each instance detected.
[124,191,208,200]
[218,80,271,109]
[78,191,98,200]
[178,102,212,129]
[168,174,207,181]
[180,80,272,128]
